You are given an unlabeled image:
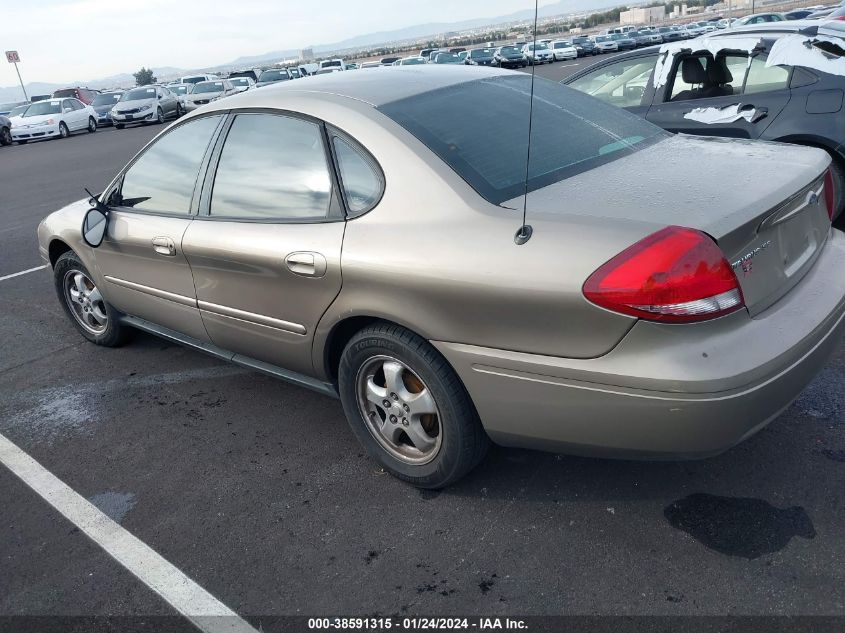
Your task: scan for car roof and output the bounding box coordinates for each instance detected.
[204,66,512,109]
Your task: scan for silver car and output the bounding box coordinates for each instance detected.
[111,85,181,129]
[37,67,845,488]
[184,80,237,111]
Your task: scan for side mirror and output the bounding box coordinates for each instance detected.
[82,208,108,247]
[82,188,110,248]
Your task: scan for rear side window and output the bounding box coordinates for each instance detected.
[117,115,223,214]
[378,75,666,204]
[743,57,789,95]
[210,113,332,220]
[333,136,383,216]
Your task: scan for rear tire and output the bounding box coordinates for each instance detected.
[54,251,130,347]
[0,126,11,146]
[338,322,489,489]
[156,107,164,124]
[58,121,69,138]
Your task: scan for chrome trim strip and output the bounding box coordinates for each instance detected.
[197,300,307,335]
[104,276,197,308]
[120,315,337,398]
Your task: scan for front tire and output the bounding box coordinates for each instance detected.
[156,107,164,124]
[338,323,489,489]
[87,117,97,133]
[58,121,69,138]
[54,251,130,347]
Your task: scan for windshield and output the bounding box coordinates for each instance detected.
[23,101,61,116]
[121,88,156,101]
[258,70,288,82]
[9,105,28,117]
[500,46,520,55]
[527,43,549,50]
[168,85,189,95]
[611,34,628,40]
[470,49,494,58]
[573,37,589,43]
[401,57,426,65]
[181,76,207,84]
[435,53,462,63]
[230,78,250,86]
[595,36,610,42]
[92,93,121,106]
[193,82,225,94]
[378,75,666,205]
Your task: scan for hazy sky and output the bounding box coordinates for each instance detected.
[2,0,542,85]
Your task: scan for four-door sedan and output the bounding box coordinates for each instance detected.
[493,46,528,68]
[90,91,123,127]
[184,80,237,111]
[11,98,97,143]
[111,85,181,128]
[37,67,845,488]
[564,22,845,219]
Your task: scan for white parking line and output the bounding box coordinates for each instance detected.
[0,432,259,633]
[0,265,47,282]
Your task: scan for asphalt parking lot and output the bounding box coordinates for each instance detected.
[1,68,844,631]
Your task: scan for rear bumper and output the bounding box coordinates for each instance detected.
[434,229,845,459]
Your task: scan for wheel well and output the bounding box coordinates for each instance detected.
[323,316,381,381]
[48,239,72,267]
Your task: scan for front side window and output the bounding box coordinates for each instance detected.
[117,115,223,214]
[333,136,382,216]
[210,114,332,220]
[569,56,657,108]
[667,53,787,102]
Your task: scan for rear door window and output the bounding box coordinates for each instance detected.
[209,113,333,221]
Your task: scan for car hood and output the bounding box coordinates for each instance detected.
[93,105,114,113]
[17,113,59,125]
[113,98,157,112]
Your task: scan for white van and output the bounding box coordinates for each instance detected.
[319,59,346,71]
[180,73,219,85]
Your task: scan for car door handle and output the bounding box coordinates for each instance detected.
[285,251,327,277]
[151,236,176,256]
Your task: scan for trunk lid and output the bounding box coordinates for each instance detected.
[516,134,832,316]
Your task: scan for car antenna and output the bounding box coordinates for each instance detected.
[515,0,539,246]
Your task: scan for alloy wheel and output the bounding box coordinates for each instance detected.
[355,355,442,465]
[63,270,108,334]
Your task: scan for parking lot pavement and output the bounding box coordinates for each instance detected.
[0,106,844,627]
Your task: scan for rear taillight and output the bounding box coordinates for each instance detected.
[583,226,745,323]
[824,168,836,221]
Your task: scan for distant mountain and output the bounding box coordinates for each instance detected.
[1,0,631,100]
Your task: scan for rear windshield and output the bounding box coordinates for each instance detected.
[259,70,288,82]
[378,75,666,204]
[93,93,121,106]
[52,89,77,97]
